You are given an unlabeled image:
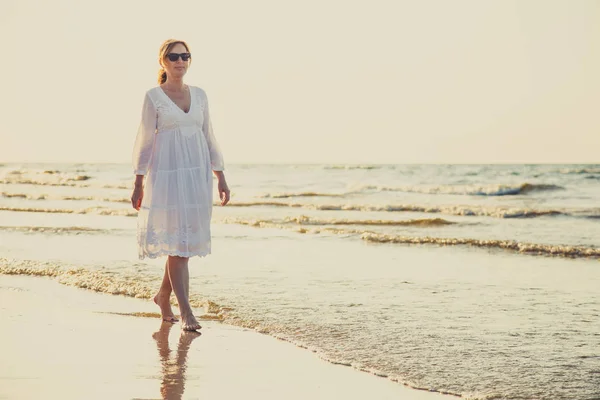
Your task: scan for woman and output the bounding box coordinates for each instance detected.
[131,39,230,331]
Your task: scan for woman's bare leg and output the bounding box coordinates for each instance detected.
[154,259,178,322]
[168,255,201,331]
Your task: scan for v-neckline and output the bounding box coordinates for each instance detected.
[159,85,193,115]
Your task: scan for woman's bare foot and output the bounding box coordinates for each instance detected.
[181,313,202,331]
[154,293,179,323]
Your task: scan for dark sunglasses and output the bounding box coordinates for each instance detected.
[166,52,191,62]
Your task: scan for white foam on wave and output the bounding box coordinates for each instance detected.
[355,182,565,196]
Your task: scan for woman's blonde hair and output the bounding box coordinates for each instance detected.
[157,39,192,84]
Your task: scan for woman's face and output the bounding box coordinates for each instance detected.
[162,43,190,80]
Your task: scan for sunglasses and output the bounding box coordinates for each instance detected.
[166,52,191,62]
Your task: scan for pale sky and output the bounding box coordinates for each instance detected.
[1,0,599,164]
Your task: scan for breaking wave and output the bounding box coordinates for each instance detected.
[0,178,90,187]
[222,218,600,260]
[225,215,455,228]
[225,201,580,219]
[1,169,93,187]
[361,233,600,260]
[1,192,129,203]
[0,169,132,190]
[261,183,566,198]
[557,167,600,175]
[324,165,383,170]
[0,258,228,320]
[261,192,345,199]
[0,226,122,235]
[358,183,565,196]
[102,184,132,189]
[0,206,137,217]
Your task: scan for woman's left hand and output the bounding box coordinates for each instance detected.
[218,178,230,206]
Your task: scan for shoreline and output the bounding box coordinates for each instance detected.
[0,274,450,400]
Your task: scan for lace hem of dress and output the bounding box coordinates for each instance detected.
[138,249,211,260]
[136,226,212,260]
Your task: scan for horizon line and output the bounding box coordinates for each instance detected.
[1,161,598,166]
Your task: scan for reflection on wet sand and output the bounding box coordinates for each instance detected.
[152,322,201,400]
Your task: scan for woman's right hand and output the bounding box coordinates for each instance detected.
[131,184,144,210]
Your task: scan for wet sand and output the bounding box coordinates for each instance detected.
[0,275,448,400]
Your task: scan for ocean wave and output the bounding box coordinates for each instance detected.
[0,206,137,217]
[1,200,595,221]
[0,258,228,319]
[0,179,89,187]
[1,192,41,199]
[223,217,369,235]
[263,183,565,197]
[0,226,116,235]
[324,165,382,170]
[261,192,345,199]
[223,217,600,260]
[359,183,565,196]
[361,233,600,260]
[226,201,300,208]
[1,192,129,203]
[0,177,91,187]
[0,206,79,214]
[0,168,133,189]
[226,216,455,228]
[62,196,129,203]
[225,201,575,219]
[102,184,131,190]
[557,167,600,175]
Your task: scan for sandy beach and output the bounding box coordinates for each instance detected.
[0,275,448,400]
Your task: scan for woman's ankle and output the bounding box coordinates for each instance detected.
[179,307,195,317]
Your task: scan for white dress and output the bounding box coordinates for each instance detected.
[132,86,224,260]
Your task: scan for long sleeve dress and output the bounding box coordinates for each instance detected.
[132,86,224,260]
